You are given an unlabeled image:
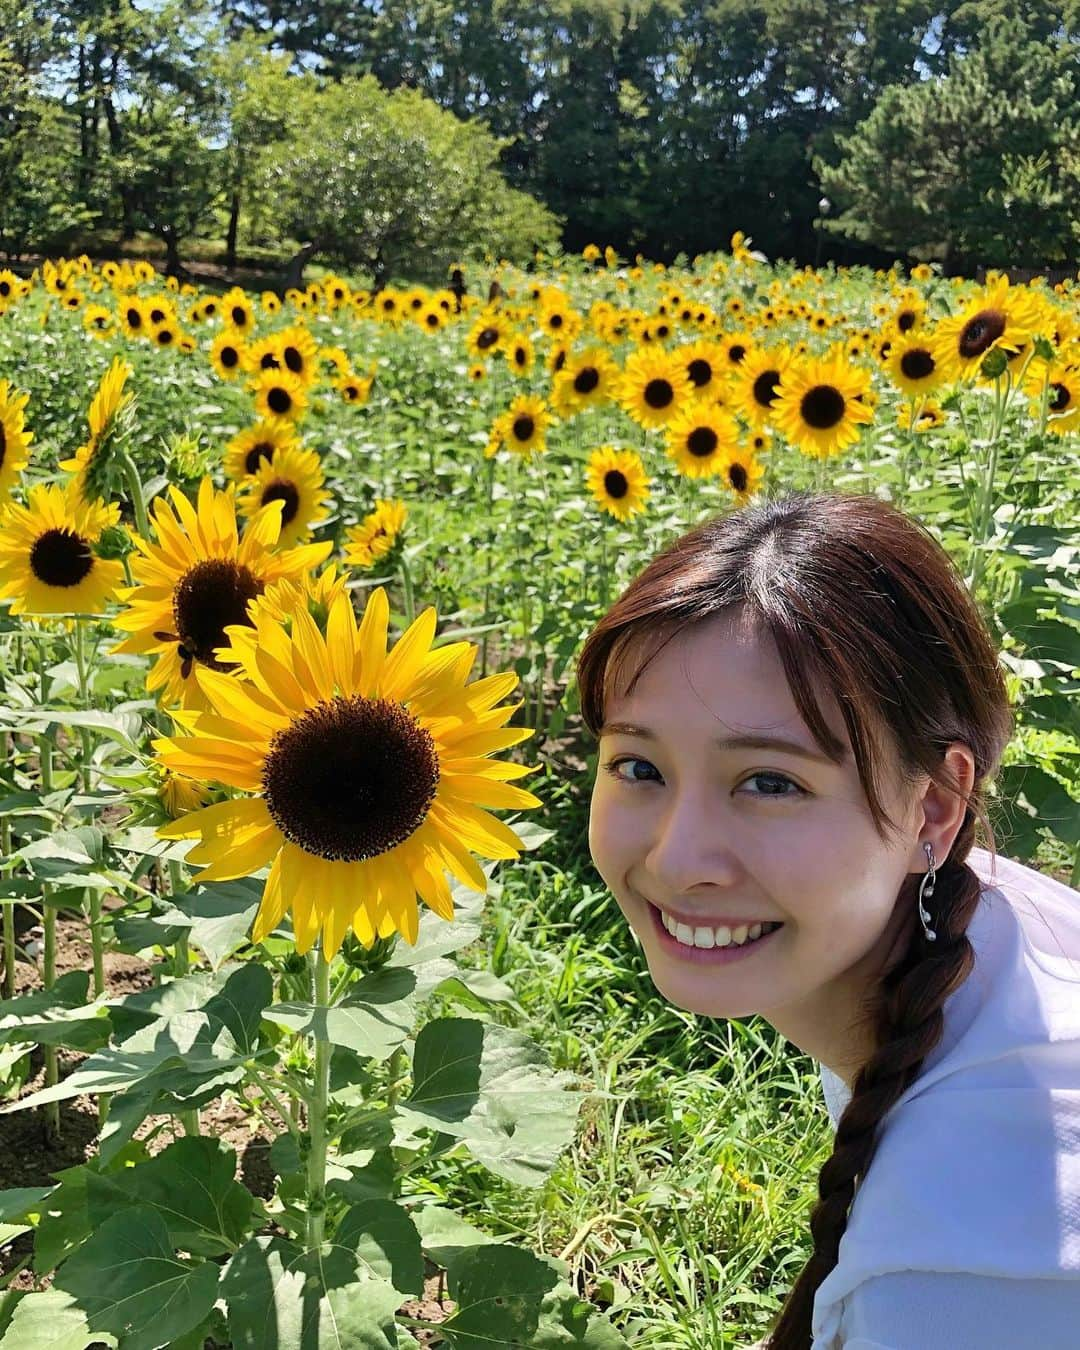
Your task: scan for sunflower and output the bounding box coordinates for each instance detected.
[1027,361,1080,434]
[729,344,794,428]
[465,313,509,361]
[112,477,332,710]
[224,421,302,482]
[887,336,946,398]
[244,334,284,375]
[718,446,766,503]
[344,499,408,570]
[771,349,874,459]
[206,329,245,382]
[151,320,180,350]
[0,482,124,615]
[931,277,1045,383]
[250,368,308,424]
[59,356,135,502]
[502,331,535,376]
[467,363,487,383]
[665,402,740,478]
[585,446,650,521]
[677,338,728,400]
[221,286,255,333]
[118,296,150,341]
[275,325,319,384]
[717,331,755,370]
[551,347,619,417]
[0,380,33,502]
[896,401,946,433]
[154,587,540,955]
[496,395,550,457]
[617,346,695,431]
[82,304,114,338]
[237,446,331,548]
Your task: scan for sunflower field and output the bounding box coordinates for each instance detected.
[0,240,1076,1348]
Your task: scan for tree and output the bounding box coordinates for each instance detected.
[817,20,1080,270]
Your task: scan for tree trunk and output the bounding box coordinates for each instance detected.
[225,190,240,271]
[158,224,188,281]
[283,241,317,292]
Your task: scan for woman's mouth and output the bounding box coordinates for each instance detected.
[647,901,785,965]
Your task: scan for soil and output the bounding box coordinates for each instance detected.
[0,907,456,1346]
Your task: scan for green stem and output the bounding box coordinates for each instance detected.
[386,1045,406,1111]
[116,448,150,540]
[42,884,59,1145]
[479,458,497,679]
[398,551,416,627]
[1,817,14,1000]
[306,947,332,1254]
[165,859,199,1134]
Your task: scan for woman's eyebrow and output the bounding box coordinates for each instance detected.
[598,721,841,764]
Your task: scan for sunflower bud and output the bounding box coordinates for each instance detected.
[95,523,134,560]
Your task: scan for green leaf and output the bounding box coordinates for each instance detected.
[115,878,263,969]
[54,1205,219,1350]
[999,763,1080,849]
[396,1018,584,1187]
[85,1137,253,1258]
[0,1289,116,1349]
[222,1236,401,1350]
[0,972,111,1052]
[333,1200,425,1296]
[0,1186,54,1223]
[412,1206,504,1267]
[265,965,418,1062]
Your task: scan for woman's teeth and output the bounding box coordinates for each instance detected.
[660,911,781,949]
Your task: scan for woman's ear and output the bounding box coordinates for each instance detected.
[913,741,976,867]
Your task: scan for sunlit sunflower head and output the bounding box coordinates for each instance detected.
[82,304,114,338]
[887,336,946,398]
[1027,361,1080,435]
[344,499,408,570]
[931,277,1045,382]
[111,476,332,710]
[250,368,308,424]
[224,421,303,482]
[770,349,874,459]
[0,380,33,503]
[237,445,331,548]
[465,313,508,361]
[0,481,124,615]
[273,324,319,384]
[585,445,650,521]
[676,338,727,399]
[718,445,766,504]
[616,346,695,431]
[718,331,756,370]
[550,347,618,417]
[467,363,487,383]
[154,586,540,956]
[221,286,255,332]
[664,401,739,479]
[729,343,794,428]
[241,562,348,632]
[499,394,550,458]
[501,331,534,376]
[243,333,284,376]
[896,400,946,433]
[335,372,374,405]
[58,357,135,502]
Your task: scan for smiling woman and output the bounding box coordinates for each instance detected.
[575,490,1080,1350]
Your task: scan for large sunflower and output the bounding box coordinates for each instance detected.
[224,421,302,482]
[931,277,1045,383]
[112,477,332,710]
[585,446,650,521]
[250,369,308,424]
[498,394,551,458]
[0,380,33,502]
[664,402,739,478]
[59,357,135,502]
[550,348,619,417]
[154,588,541,955]
[729,344,794,428]
[616,346,695,431]
[237,445,331,547]
[887,336,946,398]
[771,349,874,459]
[0,482,124,615]
[718,445,766,504]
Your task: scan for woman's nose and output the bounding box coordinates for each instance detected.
[643,791,741,893]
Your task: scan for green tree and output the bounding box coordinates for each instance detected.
[817,20,1080,270]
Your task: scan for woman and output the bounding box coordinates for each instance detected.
[578,490,1080,1349]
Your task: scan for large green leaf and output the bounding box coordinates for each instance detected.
[0,972,111,1052]
[396,1018,583,1187]
[412,1206,505,1267]
[264,965,418,1062]
[333,1200,425,1297]
[54,1205,219,1350]
[0,1289,116,1349]
[222,1236,402,1350]
[114,878,263,969]
[85,1136,253,1257]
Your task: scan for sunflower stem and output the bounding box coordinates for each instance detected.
[116,448,150,541]
[398,551,416,626]
[41,883,60,1146]
[479,458,497,678]
[1,816,15,1000]
[305,946,332,1254]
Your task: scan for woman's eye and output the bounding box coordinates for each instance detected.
[602,756,661,784]
[739,772,805,798]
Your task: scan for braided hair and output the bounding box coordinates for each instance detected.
[574,489,1014,1349]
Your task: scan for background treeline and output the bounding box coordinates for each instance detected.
[3,0,1079,283]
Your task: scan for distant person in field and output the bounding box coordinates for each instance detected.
[578,489,1080,1350]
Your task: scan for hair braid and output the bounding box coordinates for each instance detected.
[764,811,987,1349]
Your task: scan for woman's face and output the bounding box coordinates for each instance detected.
[588,608,927,1076]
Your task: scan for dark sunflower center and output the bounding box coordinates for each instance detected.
[204,302,217,316]
[477,327,498,349]
[549,313,564,328]
[897,310,916,332]
[260,352,280,369]
[512,416,535,441]
[959,308,1006,358]
[267,386,292,415]
[752,370,780,408]
[231,305,248,326]
[687,358,712,387]
[221,345,239,368]
[800,385,846,429]
[244,442,274,474]
[126,307,142,328]
[687,426,718,457]
[644,378,674,409]
[262,479,300,525]
[261,695,440,862]
[513,345,526,364]
[172,559,263,670]
[156,327,174,345]
[29,529,94,588]
[900,349,935,380]
[553,351,566,372]
[728,344,747,364]
[149,308,166,324]
[728,463,748,492]
[1050,382,1072,411]
[426,313,439,327]
[604,469,628,499]
[574,367,600,394]
[0,281,9,296]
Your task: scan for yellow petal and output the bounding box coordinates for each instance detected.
[356,587,389,696]
[382,606,437,702]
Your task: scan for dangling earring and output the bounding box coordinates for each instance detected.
[917,840,938,942]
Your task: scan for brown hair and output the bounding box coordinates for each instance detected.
[575,490,1014,1349]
